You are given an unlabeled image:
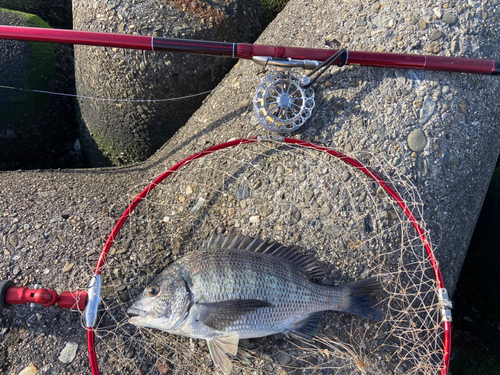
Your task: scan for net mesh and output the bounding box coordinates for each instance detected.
[73,139,445,375]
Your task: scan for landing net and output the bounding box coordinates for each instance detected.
[77,137,449,375]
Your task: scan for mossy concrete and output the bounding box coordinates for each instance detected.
[73,0,263,166]
[0,8,80,169]
[0,0,72,28]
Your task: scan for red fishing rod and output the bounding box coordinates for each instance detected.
[0,25,498,75]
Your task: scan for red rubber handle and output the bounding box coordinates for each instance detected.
[3,284,87,310]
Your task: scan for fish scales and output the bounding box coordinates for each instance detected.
[177,249,339,337]
[128,230,386,374]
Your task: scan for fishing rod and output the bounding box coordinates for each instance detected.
[1,25,498,133]
[1,25,498,75]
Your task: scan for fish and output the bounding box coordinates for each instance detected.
[127,230,387,374]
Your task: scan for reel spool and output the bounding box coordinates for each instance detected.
[253,69,315,133]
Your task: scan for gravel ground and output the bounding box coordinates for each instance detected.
[1,0,500,374]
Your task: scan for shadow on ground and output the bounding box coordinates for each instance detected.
[450,155,500,375]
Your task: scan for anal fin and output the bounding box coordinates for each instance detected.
[207,332,239,375]
[290,312,323,341]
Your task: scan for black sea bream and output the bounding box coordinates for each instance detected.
[128,231,386,374]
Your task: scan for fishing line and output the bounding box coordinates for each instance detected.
[0,76,260,103]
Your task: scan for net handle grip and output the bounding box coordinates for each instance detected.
[0,280,87,310]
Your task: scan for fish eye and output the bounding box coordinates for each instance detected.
[147,284,160,297]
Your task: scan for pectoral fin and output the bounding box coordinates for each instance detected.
[207,332,239,374]
[196,299,272,331]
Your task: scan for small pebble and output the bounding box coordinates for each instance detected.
[276,352,293,365]
[395,69,406,84]
[323,225,342,238]
[156,360,170,375]
[59,342,78,364]
[250,116,259,126]
[9,234,18,247]
[376,188,388,198]
[442,85,450,94]
[237,183,250,200]
[419,96,436,124]
[359,191,367,202]
[466,90,473,104]
[356,19,367,27]
[371,2,381,13]
[188,197,206,214]
[62,262,75,273]
[428,41,440,54]
[19,364,37,375]
[418,18,427,30]
[126,348,135,359]
[304,189,314,202]
[459,101,467,113]
[429,30,443,41]
[291,206,301,223]
[442,12,458,25]
[407,128,427,152]
[342,171,350,181]
[249,216,260,223]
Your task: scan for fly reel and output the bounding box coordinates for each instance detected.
[251,50,347,133]
[253,69,315,133]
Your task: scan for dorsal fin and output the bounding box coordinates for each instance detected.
[201,229,327,278]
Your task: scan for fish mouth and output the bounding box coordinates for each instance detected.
[127,306,146,326]
[127,305,144,316]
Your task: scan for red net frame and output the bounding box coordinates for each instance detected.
[87,137,451,375]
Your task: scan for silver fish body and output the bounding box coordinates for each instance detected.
[128,231,385,374]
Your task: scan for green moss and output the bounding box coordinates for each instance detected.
[260,0,290,28]
[0,8,55,130]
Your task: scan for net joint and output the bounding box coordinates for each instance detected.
[85,275,102,328]
[438,288,453,323]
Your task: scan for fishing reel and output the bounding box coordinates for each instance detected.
[252,50,347,133]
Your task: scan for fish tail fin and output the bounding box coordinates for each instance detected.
[342,275,389,322]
